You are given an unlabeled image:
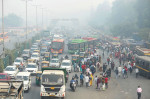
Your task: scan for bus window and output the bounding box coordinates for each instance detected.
[143,62,145,66]
[136,59,139,65]
[139,60,142,66]
[146,62,149,70]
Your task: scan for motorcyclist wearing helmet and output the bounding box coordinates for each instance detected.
[65,55,69,59]
[70,77,76,88]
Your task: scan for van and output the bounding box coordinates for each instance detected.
[16,72,31,92]
[61,60,72,73]
[22,49,30,60]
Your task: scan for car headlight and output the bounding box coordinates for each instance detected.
[41,85,46,92]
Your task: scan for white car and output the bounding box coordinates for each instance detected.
[30,48,38,54]
[13,57,24,67]
[22,49,30,60]
[50,58,60,68]
[26,63,38,74]
[61,60,72,73]
[16,72,31,92]
[4,66,19,79]
[31,53,40,62]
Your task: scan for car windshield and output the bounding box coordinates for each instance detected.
[0,75,6,79]
[42,74,63,85]
[23,51,28,54]
[32,46,38,48]
[31,54,38,57]
[5,67,15,71]
[27,65,36,68]
[62,62,70,66]
[15,59,21,63]
[51,60,59,63]
[41,49,47,52]
[17,76,29,81]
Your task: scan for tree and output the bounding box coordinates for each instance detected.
[89,0,111,30]
[4,13,23,27]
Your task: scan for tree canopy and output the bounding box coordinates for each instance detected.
[89,0,150,41]
[0,13,23,27]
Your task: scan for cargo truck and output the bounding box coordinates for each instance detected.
[40,68,68,99]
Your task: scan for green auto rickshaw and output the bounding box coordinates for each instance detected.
[72,55,79,65]
[36,71,42,85]
[52,52,58,59]
[44,52,50,61]
[79,52,85,58]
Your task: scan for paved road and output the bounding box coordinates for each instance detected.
[24,43,150,99]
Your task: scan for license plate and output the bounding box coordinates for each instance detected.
[50,87,55,90]
[50,93,55,96]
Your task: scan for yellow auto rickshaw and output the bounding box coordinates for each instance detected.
[28,59,36,63]
[52,52,58,59]
[33,50,40,54]
[41,61,49,68]
[44,52,50,61]
[36,71,42,85]
[79,52,85,58]
[72,55,79,64]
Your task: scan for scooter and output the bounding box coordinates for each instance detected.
[70,82,76,92]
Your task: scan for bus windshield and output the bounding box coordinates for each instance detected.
[68,43,79,50]
[52,42,62,49]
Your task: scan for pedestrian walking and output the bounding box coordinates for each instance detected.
[89,74,93,86]
[137,86,142,99]
[105,76,108,89]
[97,77,102,90]
[118,65,122,77]
[115,67,119,79]
[94,76,98,89]
[122,68,125,79]
[135,68,139,78]
[107,57,110,65]
[85,75,89,88]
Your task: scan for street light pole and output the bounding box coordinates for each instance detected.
[26,0,28,39]
[41,8,44,28]
[2,0,5,57]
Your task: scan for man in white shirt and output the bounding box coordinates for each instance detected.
[137,86,142,99]
[94,75,98,89]
[135,68,139,78]
[118,66,122,77]
[85,75,89,87]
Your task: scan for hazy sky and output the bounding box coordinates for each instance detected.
[0,0,114,26]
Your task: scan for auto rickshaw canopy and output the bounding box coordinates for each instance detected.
[28,59,36,63]
[41,61,49,68]
[44,52,50,57]
[33,50,40,53]
[72,55,79,60]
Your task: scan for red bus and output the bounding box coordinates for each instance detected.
[51,39,64,53]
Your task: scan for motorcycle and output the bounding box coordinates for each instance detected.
[70,81,76,92]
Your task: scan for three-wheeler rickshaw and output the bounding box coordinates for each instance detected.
[79,52,85,58]
[36,71,42,85]
[28,59,36,64]
[52,52,58,59]
[72,55,79,65]
[41,61,49,68]
[43,52,50,61]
